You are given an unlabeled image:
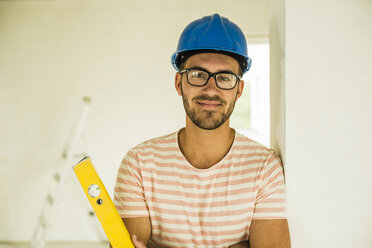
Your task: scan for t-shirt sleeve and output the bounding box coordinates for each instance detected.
[113,149,150,218]
[253,151,287,220]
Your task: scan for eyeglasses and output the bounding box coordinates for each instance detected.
[180,68,241,90]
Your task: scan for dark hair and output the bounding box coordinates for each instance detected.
[176,49,245,77]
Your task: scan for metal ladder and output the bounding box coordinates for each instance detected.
[29,96,92,248]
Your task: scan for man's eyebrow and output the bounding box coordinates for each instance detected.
[187,66,208,71]
[186,66,237,75]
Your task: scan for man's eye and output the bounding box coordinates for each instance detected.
[217,75,232,82]
[191,71,206,78]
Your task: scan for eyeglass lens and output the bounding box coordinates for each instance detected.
[187,69,237,89]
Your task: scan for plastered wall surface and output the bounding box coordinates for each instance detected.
[284,0,372,247]
[4,1,371,246]
[0,0,269,241]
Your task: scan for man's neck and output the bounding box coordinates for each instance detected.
[178,118,235,169]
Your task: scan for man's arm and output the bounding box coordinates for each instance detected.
[249,219,290,248]
[109,217,151,248]
[123,217,152,246]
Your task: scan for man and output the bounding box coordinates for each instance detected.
[113,14,290,248]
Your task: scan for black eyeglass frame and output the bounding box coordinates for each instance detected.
[179,67,242,90]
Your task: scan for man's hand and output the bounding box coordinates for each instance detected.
[131,234,147,248]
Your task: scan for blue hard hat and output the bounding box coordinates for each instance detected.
[171,14,252,74]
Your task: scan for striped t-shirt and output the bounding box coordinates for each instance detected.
[114,130,287,248]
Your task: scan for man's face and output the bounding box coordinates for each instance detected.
[175,53,244,130]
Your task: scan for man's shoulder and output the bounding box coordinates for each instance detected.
[131,130,179,151]
[234,131,276,156]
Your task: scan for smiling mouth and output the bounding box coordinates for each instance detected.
[197,101,221,109]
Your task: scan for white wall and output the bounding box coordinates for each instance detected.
[3,1,371,246]
[271,0,372,247]
[0,0,269,242]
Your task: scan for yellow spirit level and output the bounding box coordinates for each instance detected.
[73,157,135,248]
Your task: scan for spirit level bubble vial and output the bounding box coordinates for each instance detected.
[73,157,135,248]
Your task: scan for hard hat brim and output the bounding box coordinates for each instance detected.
[171,48,252,74]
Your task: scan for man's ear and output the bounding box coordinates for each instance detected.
[175,73,182,96]
[236,80,244,100]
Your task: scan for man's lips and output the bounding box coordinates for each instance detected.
[197,100,222,109]
[192,95,225,109]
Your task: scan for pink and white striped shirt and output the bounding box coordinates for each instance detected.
[114,130,287,248]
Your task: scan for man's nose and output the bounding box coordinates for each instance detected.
[203,76,219,91]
